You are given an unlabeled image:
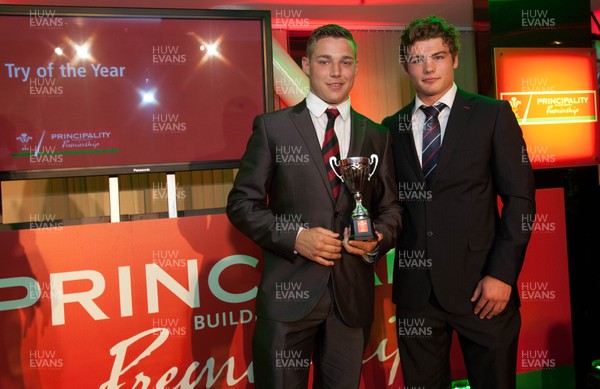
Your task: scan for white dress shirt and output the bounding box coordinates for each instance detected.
[305,91,352,159]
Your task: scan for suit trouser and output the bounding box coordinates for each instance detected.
[396,293,521,389]
[252,283,370,389]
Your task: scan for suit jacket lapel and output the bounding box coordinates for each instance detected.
[399,101,424,181]
[431,89,474,186]
[289,101,336,201]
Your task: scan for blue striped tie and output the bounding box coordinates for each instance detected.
[420,103,445,185]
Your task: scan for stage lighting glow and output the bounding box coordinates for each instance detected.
[451,380,470,389]
[54,47,64,56]
[593,359,600,371]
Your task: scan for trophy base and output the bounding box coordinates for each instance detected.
[350,218,377,241]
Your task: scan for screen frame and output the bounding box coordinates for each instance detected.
[0,4,274,180]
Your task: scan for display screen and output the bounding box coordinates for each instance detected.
[494,47,598,169]
[0,5,273,179]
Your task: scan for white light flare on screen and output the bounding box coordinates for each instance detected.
[54,47,64,56]
[138,77,158,107]
[74,43,91,60]
[140,90,157,105]
[64,36,96,64]
[189,34,229,69]
[200,43,219,57]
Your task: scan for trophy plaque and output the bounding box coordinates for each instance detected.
[329,154,379,241]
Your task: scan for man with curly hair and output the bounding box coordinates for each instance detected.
[382,16,536,389]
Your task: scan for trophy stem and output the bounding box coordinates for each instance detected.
[352,194,369,219]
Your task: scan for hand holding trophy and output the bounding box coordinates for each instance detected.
[329,154,379,241]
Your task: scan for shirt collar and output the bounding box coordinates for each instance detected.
[413,83,457,115]
[306,91,351,120]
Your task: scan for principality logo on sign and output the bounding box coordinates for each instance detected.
[500,90,597,125]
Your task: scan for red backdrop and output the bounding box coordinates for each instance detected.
[0,188,573,388]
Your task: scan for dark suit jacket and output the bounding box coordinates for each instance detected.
[382,89,536,315]
[227,100,402,328]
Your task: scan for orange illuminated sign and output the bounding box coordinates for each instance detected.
[495,48,599,168]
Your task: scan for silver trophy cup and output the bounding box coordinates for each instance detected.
[329,154,379,241]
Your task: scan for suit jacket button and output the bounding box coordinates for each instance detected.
[427,231,434,237]
[334,211,340,218]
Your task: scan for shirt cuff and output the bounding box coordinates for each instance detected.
[293,227,305,255]
[361,246,380,264]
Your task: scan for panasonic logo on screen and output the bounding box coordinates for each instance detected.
[133,168,151,173]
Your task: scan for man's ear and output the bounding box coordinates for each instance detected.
[301,56,310,76]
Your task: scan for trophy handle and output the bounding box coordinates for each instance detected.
[368,154,378,180]
[328,156,344,182]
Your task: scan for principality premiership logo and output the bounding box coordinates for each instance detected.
[16,133,33,150]
[509,97,522,118]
